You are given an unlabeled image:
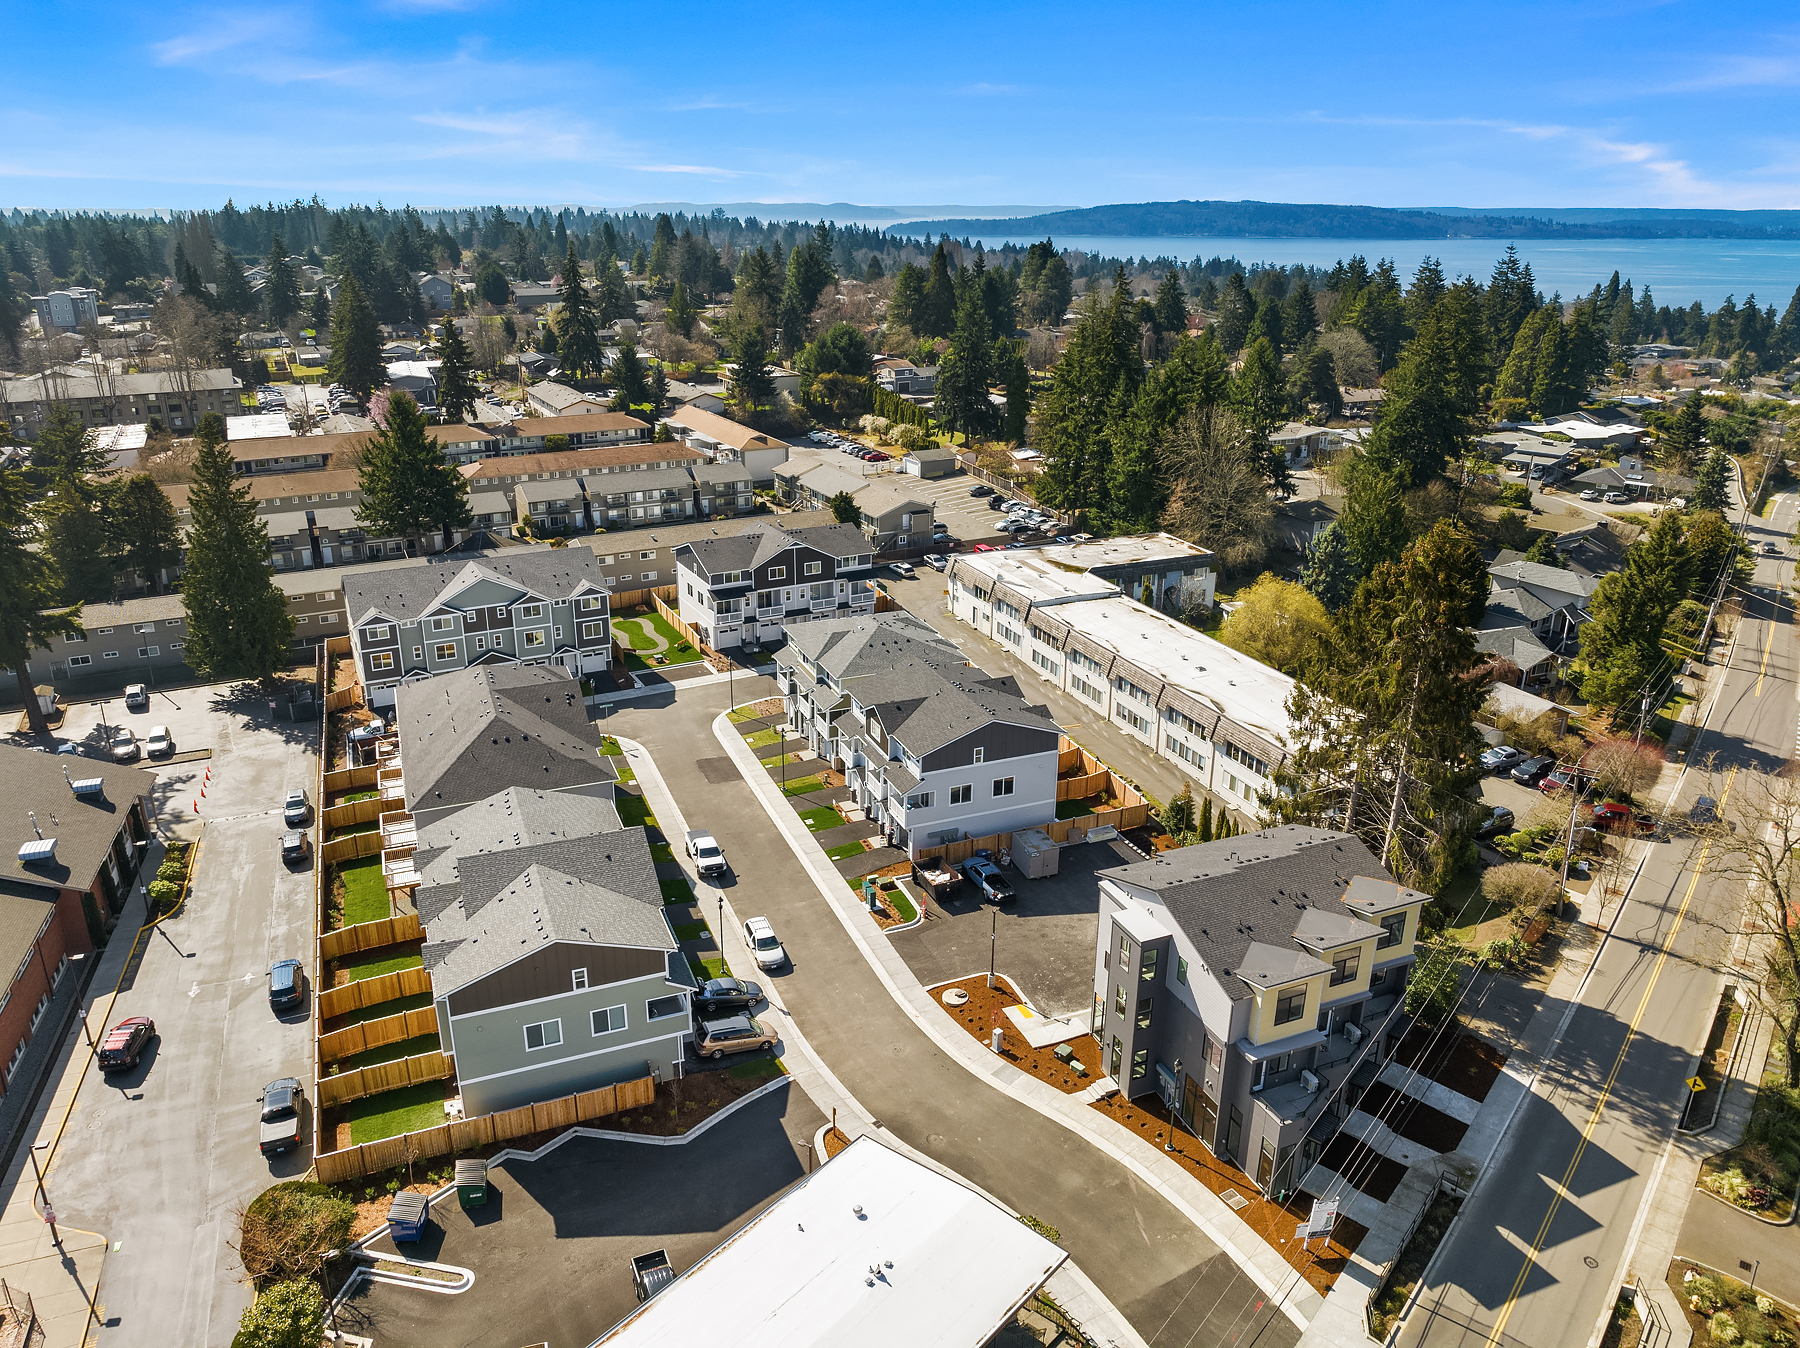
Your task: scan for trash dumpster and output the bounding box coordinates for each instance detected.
[386,1190,429,1242]
[455,1158,488,1209]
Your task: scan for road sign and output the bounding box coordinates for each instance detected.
[1687,1076,1707,1093]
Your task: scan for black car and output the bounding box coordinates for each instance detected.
[1689,795,1719,824]
[1476,804,1515,839]
[968,484,993,498]
[268,958,304,1011]
[280,830,309,865]
[1510,755,1555,786]
[988,496,1006,510]
[692,977,764,1016]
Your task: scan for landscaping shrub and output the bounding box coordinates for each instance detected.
[231,1278,325,1348]
[236,1182,356,1290]
[148,879,181,913]
[1478,934,1528,969]
[1481,862,1563,920]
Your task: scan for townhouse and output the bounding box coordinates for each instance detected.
[165,469,414,570]
[459,444,707,536]
[582,510,835,594]
[673,522,876,651]
[775,611,1062,857]
[1093,826,1423,1196]
[342,549,612,707]
[772,462,936,552]
[0,368,243,438]
[228,424,498,477]
[507,413,651,454]
[663,405,790,482]
[692,463,756,518]
[524,383,615,418]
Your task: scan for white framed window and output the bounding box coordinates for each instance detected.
[523,1019,562,1051]
[992,777,1014,797]
[646,995,684,1021]
[592,1004,627,1035]
[137,646,159,658]
[430,616,455,632]
[67,655,92,668]
[65,629,86,644]
[523,630,546,649]
[579,595,604,611]
[295,616,308,624]
[642,571,657,581]
[133,622,156,634]
[580,621,605,640]
[973,747,985,764]
[803,561,822,576]
[571,968,589,990]
[168,642,184,651]
[475,635,487,651]
[768,566,786,580]
[516,602,546,620]
[412,646,423,659]
[102,651,119,660]
[4,1042,23,1083]
[369,652,394,671]
[316,592,336,601]
[905,791,933,810]
[639,550,655,560]
[950,784,972,804]
[364,624,391,642]
[29,994,50,1030]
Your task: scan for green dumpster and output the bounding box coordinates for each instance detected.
[455,1158,488,1208]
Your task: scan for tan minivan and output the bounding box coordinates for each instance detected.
[694,1016,777,1060]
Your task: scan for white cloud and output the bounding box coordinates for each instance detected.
[631,164,742,178]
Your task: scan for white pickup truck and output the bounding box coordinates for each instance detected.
[685,830,728,877]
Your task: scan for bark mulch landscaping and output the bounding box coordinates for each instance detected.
[822,1127,852,1159]
[1355,1080,1470,1153]
[1391,1026,1508,1103]
[1316,1133,1410,1203]
[1092,1091,1367,1296]
[1668,1257,1800,1346]
[602,1058,787,1137]
[935,975,1102,1093]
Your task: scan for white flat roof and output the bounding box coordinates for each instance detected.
[1064,596,1294,743]
[956,552,1117,606]
[596,1137,1064,1348]
[227,412,299,441]
[1035,532,1213,570]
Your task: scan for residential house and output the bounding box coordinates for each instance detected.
[875,362,938,396]
[344,550,612,707]
[1496,522,1630,580]
[1268,422,1328,468]
[583,467,696,531]
[225,424,494,477]
[510,285,560,311]
[418,273,456,310]
[386,360,440,408]
[664,406,789,482]
[0,369,243,438]
[515,479,585,534]
[663,380,727,416]
[1474,626,1558,685]
[1340,388,1384,418]
[526,383,613,419]
[1523,413,1645,451]
[777,612,1062,856]
[1483,558,1601,654]
[1274,498,1336,556]
[1572,454,1696,504]
[1093,827,1424,1195]
[23,594,194,695]
[692,463,755,518]
[772,462,935,552]
[1483,682,1573,739]
[583,510,835,594]
[674,522,876,651]
[0,749,153,1108]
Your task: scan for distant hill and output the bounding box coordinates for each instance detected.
[888,200,1800,241]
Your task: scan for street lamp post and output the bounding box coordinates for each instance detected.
[321,1249,341,1336]
[1165,1059,1186,1152]
[27,1144,60,1249]
[717,896,725,977]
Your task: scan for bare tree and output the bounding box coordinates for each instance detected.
[150,295,225,409]
[1158,406,1274,571]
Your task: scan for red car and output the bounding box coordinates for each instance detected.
[97,1016,155,1072]
[971,543,998,553]
[1592,802,1656,834]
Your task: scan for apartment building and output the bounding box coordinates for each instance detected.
[664,405,790,482]
[0,369,242,438]
[692,463,755,518]
[343,548,612,707]
[228,424,499,477]
[673,522,876,651]
[775,611,1061,857]
[31,288,100,334]
[164,469,414,571]
[1093,827,1423,1197]
[508,413,652,455]
[581,510,833,594]
[772,462,935,553]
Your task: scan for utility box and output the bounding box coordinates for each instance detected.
[1012,828,1060,879]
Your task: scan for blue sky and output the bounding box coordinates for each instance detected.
[6,0,1800,214]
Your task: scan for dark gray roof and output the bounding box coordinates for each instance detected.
[398,667,613,812]
[1573,464,1696,494]
[1236,942,1331,988]
[1484,585,1554,627]
[1487,559,1600,601]
[341,549,609,625]
[692,463,753,487]
[1098,825,1396,1001]
[676,522,870,574]
[412,787,623,901]
[1473,625,1556,671]
[0,747,148,898]
[1342,874,1432,917]
[1291,906,1382,952]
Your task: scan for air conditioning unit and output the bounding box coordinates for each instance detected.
[1344,1022,1364,1045]
[1301,1069,1321,1094]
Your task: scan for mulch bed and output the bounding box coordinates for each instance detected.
[1092,1091,1367,1296]
[1355,1080,1470,1153]
[1668,1257,1800,1344]
[822,1127,851,1159]
[935,975,1102,1093]
[602,1065,786,1137]
[1316,1133,1410,1202]
[1391,1026,1508,1103]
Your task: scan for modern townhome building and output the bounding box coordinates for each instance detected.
[0,368,243,438]
[771,463,936,553]
[1031,534,1217,616]
[946,551,1286,819]
[674,522,876,651]
[343,550,612,707]
[1483,558,1601,654]
[582,511,834,594]
[664,405,790,482]
[1093,826,1424,1196]
[776,612,1061,856]
[0,748,153,1107]
[30,287,101,334]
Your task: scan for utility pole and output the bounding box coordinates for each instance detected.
[987,909,996,991]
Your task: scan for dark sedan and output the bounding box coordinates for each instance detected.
[692,977,764,1016]
[1510,755,1556,786]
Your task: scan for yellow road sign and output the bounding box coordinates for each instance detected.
[1687,1076,1707,1093]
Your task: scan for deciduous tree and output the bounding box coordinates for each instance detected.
[1217,574,1331,675]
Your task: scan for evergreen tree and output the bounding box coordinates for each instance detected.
[553,244,602,379]
[1161,783,1196,836]
[649,362,669,411]
[354,392,472,554]
[1403,257,1446,327]
[1286,338,1342,417]
[1153,271,1188,335]
[665,278,698,338]
[1282,277,1318,348]
[1659,393,1708,472]
[996,338,1031,445]
[182,437,293,681]
[864,256,885,282]
[31,405,111,482]
[1774,284,1800,365]
[1299,521,1358,611]
[1213,272,1252,353]
[1339,458,1409,574]
[308,287,329,333]
[1197,796,1214,843]
[828,490,861,525]
[0,467,82,734]
[1579,510,1692,717]
[231,1278,325,1348]
[213,246,256,315]
[608,343,650,412]
[918,243,957,339]
[797,322,872,379]
[326,275,383,397]
[592,249,632,327]
[934,280,996,441]
[1693,446,1730,514]
[728,327,777,413]
[1245,299,1284,355]
[41,498,113,604]
[1362,285,1486,488]
[1523,532,1564,568]
[647,213,676,280]
[435,319,478,423]
[1486,245,1539,357]
[109,474,182,594]
[265,234,301,329]
[1034,270,1144,517]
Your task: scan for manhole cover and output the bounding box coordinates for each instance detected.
[942,988,969,1007]
[1584,1256,1600,1268]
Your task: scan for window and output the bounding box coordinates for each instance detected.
[571,968,589,990]
[66,629,86,644]
[992,777,1014,797]
[523,1019,562,1051]
[1222,740,1273,779]
[412,646,423,659]
[1118,932,1130,966]
[767,566,786,580]
[640,550,655,560]
[102,651,119,660]
[803,561,822,576]
[1131,1048,1148,1080]
[365,625,391,642]
[4,1042,23,1083]
[904,792,933,810]
[592,1005,627,1035]
[1177,957,1189,985]
[317,592,336,601]
[523,630,546,649]
[580,621,605,640]
[1379,912,1408,950]
[434,642,457,660]
[1141,948,1158,981]
[1330,950,1361,987]
[67,655,91,668]
[1274,985,1307,1026]
[430,616,455,633]
[169,642,184,651]
[646,995,684,1021]
[1136,998,1152,1030]
[1204,1034,1224,1071]
[1071,675,1104,704]
[1114,985,1126,1018]
[134,622,156,634]
[137,646,159,658]
[29,994,50,1030]
[295,616,309,625]
[475,635,487,651]
[516,602,546,620]
[495,607,508,619]
[972,747,985,764]
[949,784,972,805]
[96,626,114,635]
[1166,734,1204,767]
[1115,704,1152,735]
[642,571,657,582]
[579,595,604,611]
[369,652,394,671]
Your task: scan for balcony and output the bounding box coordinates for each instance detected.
[809,597,842,613]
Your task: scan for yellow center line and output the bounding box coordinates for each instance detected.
[1482,768,1736,1348]
[1757,606,1779,696]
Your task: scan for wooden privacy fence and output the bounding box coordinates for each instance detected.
[313,1074,657,1183]
[319,1004,438,1064]
[325,687,359,713]
[319,1049,454,1107]
[321,914,422,961]
[321,795,386,832]
[322,831,383,865]
[317,965,433,1020]
[1057,771,1111,801]
[606,585,679,612]
[650,591,705,652]
[911,804,1152,865]
[324,764,379,796]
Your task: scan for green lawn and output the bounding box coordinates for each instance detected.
[660,876,693,904]
[825,841,868,861]
[339,791,377,803]
[779,775,825,798]
[336,948,424,982]
[743,727,786,749]
[728,705,767,724]
[799,806,843,832]
[331,1033,441,1074]
[688,954,726,982]
[329,990,434,1028]
[887,888,919,922]
[598,736,623,755]
[330,820,379,838]
[618,610,688,652]
[1436,869,1507,943]
[726,1056,786,1082]
[673,920,709,942]
[337,857,390,926]
[617,793,657,828]
[608,756,637,784]
[1056,796,1112,820]
[649,842,675,863]
[348,1082,449,1145]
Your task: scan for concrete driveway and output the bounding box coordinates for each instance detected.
[5,681,320,1346]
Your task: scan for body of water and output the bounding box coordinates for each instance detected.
[957,232,1800,310]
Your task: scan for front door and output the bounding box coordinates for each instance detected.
[1257,1138,1276,1192]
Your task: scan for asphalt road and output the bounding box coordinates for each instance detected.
[23,684,320,1347]
[1676,1189,1800,1310]
[1400,494,1800,1348]
[607,681,1301,1348]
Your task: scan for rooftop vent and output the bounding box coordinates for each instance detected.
[18,838,58,866]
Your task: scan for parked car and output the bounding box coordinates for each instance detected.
[694,1015,778,1060]
[1602,491,1629,504]
[1071,532,1094,543]
[280,830,309,865]
[1592,802,1655,834]
[685,829,728,877]
[924,553,948,571]
[124,684,149,711]
[1539,767,1588,794]
[968,484,993,497]
[742,916,787,970]
[971,543,998,553]
[268,958,305,1011]
[1054,534,1074,544]
[962,854,1016,904]
[145,726,174,758]
[283,788,311,827]
[987,496,1006,511]
[692,978,763,1016]
[889,561,916,578]
[1476,805,1515,839]
[258,1078,305,1156]
[1689,796,1718,823]
[1479,745,1522,772]
[1762,542,1782,555]
[1510,755,1556,786]
[109,728,140,762]
[97,1016,155,1073]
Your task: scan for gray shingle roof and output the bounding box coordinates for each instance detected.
[1487,559,1601,601]
[1098,826,1396,1001]
[397,667,613,812]
[341,549,609,626]
[412,786,624,906]
[1473,625,1556,671]
[0,747,149,899]
[676,522,869,574]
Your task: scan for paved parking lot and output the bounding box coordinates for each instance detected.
[889,841,1134,1018]
[339,1083,824,1348]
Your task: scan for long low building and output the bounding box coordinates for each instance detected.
[947,548,1289,816]
[0,368,243,438]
